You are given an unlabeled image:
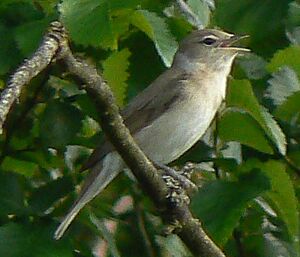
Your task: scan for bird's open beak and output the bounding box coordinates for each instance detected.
[219,35,250,52]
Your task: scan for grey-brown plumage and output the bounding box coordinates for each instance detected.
[54,29,249,239]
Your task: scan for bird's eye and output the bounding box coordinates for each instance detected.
[202,37,217,45]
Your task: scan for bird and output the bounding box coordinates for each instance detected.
[54,28,249,239]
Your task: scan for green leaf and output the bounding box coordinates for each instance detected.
[264,232,297,257]
[267,46,300,76]
[108,0,140,10]
[286,1,300,45]
[39,100,83,149]
[237,53,268,80]
[48,75,85,98]
[287,1,300,28]
[266,67,300,106]
[241,160,299,252]
[0,24,20,75]
[0,223,72,257]
[274,91,300,122]
[59,0,115,48]
[213,0,289,56]
[14,17,52,56]
[191,169,270,246]
[131,10,178,67]
[187,0,210,27]
[102,48,131,106]
[0,173,25,216]
[218,109,274,154]
[18,150,64,171]
[260,106,287,157]
[0,0,32,8]
[76,94,99,120]
[28,177,74,214]
[59,0,140,49]
[31,0,60,15]
[227,79,287,155]
[1,156,39,177]
[263,161,299,251]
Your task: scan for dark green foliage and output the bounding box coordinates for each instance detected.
[0,0,299,256]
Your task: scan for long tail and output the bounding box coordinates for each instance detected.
[54,152,123,239]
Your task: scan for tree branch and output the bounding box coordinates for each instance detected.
[0,26,62,133]
[0,21,226,257]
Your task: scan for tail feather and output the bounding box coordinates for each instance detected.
[54,152,123,239]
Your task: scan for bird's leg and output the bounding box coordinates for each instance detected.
[154,162,197,234]
[154,162,197,206]
[155,162,197,191]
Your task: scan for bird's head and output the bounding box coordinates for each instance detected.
[173,29,249,72]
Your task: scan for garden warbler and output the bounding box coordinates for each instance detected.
[54,29,249,239]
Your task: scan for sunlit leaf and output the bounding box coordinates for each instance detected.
[131,10,178,67]
[263,161,299,252]
[267,46,300,76]
[219,109,273,154]
[266,67,300,106]
[1,156,38,177]
[227,80,286,155]
[59,0,140,49]
[260,106,287,157]
[102,48,131,106]
[241,159,299,253]
[59,0,115,48]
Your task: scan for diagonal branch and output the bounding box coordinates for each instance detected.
[0,25,63,133]
[0,21,226,257]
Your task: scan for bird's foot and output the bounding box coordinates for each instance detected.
[162,219,182,235]
[154,162,197,206]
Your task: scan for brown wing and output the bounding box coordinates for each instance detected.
[80,69,189,171]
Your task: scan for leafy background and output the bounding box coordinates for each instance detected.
[0,0,299,256]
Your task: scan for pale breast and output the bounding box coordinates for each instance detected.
[134,75,226,164]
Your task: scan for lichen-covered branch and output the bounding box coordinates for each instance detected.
[0,21,226,257]
[0,24,64,133]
